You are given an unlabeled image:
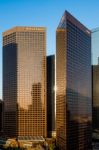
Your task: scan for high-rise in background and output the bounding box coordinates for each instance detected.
[56,11,92,150]
[0,99,3,133]
[47,55,56,137]
[92,28,99,65]
[92,28,99,140]
[3,27,47,138]
[92,64,99,133]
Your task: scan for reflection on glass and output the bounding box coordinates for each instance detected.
[3,27,47,138]
[56,11,92,150]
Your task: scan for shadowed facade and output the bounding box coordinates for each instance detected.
[47,55,55,137]
[56,11,92,150]
[92,65,99,132]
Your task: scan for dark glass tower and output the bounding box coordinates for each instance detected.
[92,28,99,139]
[0,100,3,133]
[47,55,56,137]
[92,64,99,133]
[3,27,47,138]
[56,11,92,150]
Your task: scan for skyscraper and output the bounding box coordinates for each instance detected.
[56,11,92,150]
[47,55,56,137]
[3,27,47,138]
[92,28,99,64]
[92,62,99,135]
[92,28,99,138]
[0,99,3,133]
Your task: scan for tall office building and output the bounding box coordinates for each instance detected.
[3,27,47,138]
[92,63,99,133]
[92,28,99,64]
[0,100,3,132]
[56,11,92,150]
[47,55,56,137]
[92,28,99,137]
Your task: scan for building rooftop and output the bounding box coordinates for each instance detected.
[58,10,91,36]
[92,27,99,33]
[3,26,46,36]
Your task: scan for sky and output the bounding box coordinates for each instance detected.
[0,0,99,98]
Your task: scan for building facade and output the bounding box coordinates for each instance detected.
[56,11,92,150]
[0,100,3,133]
[92,28,99,137]
[3,27,47,138]
[47,55,56,137]
[92,64,99,133]
[92,28,99,65]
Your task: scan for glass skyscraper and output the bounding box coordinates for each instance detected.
[0,99,3,133]
[47,55,56,137]
[3,27,47,138]
[92,28,99,65]
[56,11,92,150]
[92,28,99,139]
[92,64,99,133]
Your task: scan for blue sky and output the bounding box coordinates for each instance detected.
[0,0,99,98]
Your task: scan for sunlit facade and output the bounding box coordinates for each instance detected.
[56,11,92,150]
[3,27,47,138]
